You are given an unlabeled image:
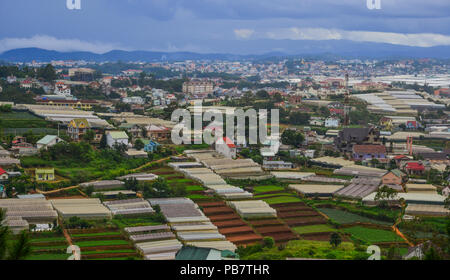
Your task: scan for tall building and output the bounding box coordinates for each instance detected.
[182,81,214,95]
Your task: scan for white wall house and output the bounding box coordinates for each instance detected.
[54,83,71,96]
[325,117,340,128]
[215,137,237,159]
[106,131,129,148]
[36,135,63,150]
[0,168,8,181]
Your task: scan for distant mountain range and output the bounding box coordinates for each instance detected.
[1,40,450,63]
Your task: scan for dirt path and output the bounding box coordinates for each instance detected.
[392,202,414,247]
[129,154,178,173]
[59,217,72,246]
[36,185,80,195]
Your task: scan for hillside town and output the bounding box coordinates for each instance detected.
[0,56,448,261]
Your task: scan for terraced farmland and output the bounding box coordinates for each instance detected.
[247,218,297,243]
[197,201,262,246]
[68,229,139,260]
[27,232,70,260]
[343,226,403,244]
[270,202,334,241]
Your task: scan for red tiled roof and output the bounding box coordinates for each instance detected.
[406,162,425,171]
[353,145,386,154]
[223,137,236,148]
[0,167,6,176]
[394,155,408,160]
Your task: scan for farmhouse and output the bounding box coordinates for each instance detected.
[36,135,63,150]
[67,118,90,141]
[35,168,55,181]
[215,137,237,159]
[381,169,405,186]
[106,131,129,148]
[352,145,386,161]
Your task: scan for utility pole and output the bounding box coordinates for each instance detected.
[344,73,350,126]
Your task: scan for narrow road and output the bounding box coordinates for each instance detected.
[392,201,414,247]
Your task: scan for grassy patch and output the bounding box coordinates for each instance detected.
[262,196,302,205]
[343,226,402,243]
[318,208,393,226]
[253,185,286,193]
[293,224,338,234]
[30,236,67,243]
[112,216,163,229]
[26,253,71,260]
[240,240,368,260]
[71,231,121,238]
[186,185,205,192]
[74,240,130,248]
[81,249,135,255]
[187,194,211,200]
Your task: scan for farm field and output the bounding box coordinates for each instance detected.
[27,232,70,260]
[318,208,393,226]
[112,216,163,229]
[197,201,262,246]
[68,228,139,260]
[252,185,286,194]
[241,239,368,260]
[343,226,403,243]
[292,224,338,235]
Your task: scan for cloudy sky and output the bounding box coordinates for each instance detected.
[0,0,449,54]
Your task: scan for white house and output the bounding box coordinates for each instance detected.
[304,149,316,158]
[442,187,450,197]
[106,131,129,148]
[54,82,71,96]
[0,167,8,181]
[215,137,237,159]
[325,117,340,128]
[36,135,63,150]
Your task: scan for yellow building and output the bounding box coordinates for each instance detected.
[36,100,98,109]
[35,168,55,181]
[67,118,90,141]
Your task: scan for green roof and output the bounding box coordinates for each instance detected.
[175,246,220,260]
[108,131,129,139]
[391,169,405,177]
[37,135,59,145]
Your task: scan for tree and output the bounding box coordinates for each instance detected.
[37,64,57,82]
[289,112,310,125]
[82,130,95,143]
[99,134,107,149]
[256,90,270,99]
[124,178,139,192]
[374,185,398,208]
[7,231,31,260]
[281,129,304,148]
[0,209,32,260]
[262,237,275,249]
[330,233,342,248]
[0,209,9,259]
[134,139,145,151]
[85,185,95,197]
